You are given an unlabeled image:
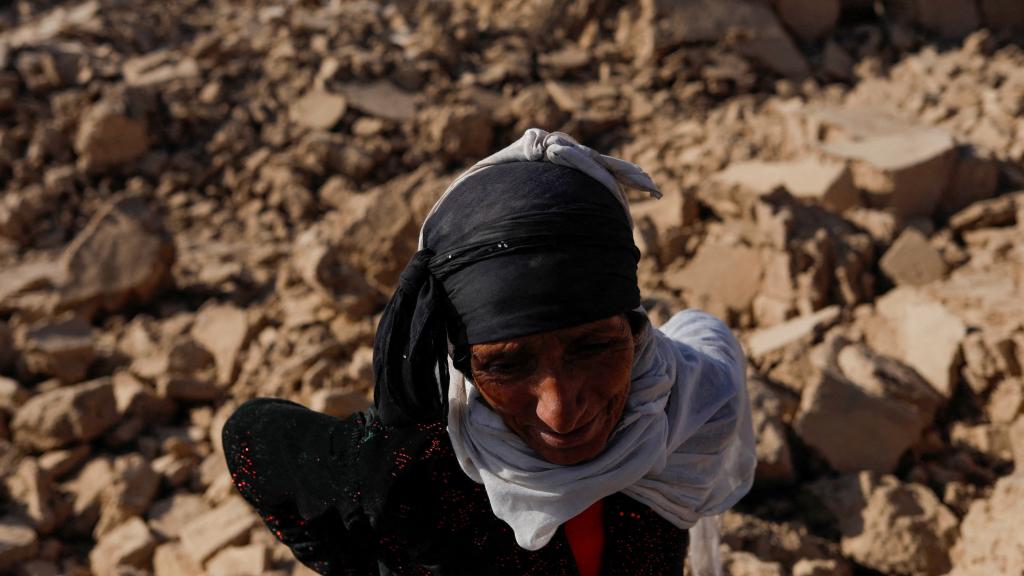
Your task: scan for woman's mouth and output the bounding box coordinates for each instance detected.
[536,414,601,449]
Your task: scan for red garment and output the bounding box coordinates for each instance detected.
[564,499,605,576]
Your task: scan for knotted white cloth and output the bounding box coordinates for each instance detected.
[419,128,661,248]
[447,309,756,551]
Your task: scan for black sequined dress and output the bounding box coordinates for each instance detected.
[222,397,689,575]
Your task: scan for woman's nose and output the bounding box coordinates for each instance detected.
[533,367,586,434]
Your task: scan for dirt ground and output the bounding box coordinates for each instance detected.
[1,0,1023,575]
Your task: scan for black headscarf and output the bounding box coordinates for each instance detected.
[372,161,642,426]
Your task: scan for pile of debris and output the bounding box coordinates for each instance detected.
[1,0,1023,574]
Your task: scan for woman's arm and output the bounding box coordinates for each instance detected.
[222,398,379,575]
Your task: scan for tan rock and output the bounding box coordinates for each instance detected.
[112,371,176,423]
[0,375,29,413]
[948,192,1021,232]
[792,559,850,576]
[776,0,841,42]
[632,0,808,78]
[63,456,113,535]
[744,305,840,359]
[122,51,199,87]
[723,551,784,576]
[37,444,90,480]
[795,339,941,473]
[147,493,210,540]
[822,125,957,218]
[20,316,95,385]
[190,303,250,387]
[0,516,38,572]
[340,80,417,122]
[664,243,763,321]
[948,474,1024,575]
[811,473,958,575]
[289,90,347,130]
[206,544,267,576]
[749,378,796,483]
[988,378,1023,424]
[180,496,257,565]
[56,194,175,319]
[950,422,1013,461]
[88,517,155,576]
[94,454,160,539]
[868,287,966,397]
[153,542,204,576]
[291,228,382,317]
[12,378,120,451]
[1010,416,1024,470]
[879,228,948,287]
[423,104,494,163]
[74,100,149,172]
[5,459,68,534]
[939,149,999,216]
[714,158,859,213]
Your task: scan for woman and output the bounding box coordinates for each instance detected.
[223,129,755,575]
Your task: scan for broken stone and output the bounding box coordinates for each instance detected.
[63,456,113,535]
[811,472,958,575]
[74,100,149,173]
[879,228,948,287]
[423,104,494,163]
[56,194,175,319]
[341,81,417,122]
[180,495,257,565]
[37,444,91,480]
[88,517,156,576]
[866,287,967,398]
[112,371,176,423]
[122,51,200,87]
[948,192,1021,232]
[822,125,957,218]
[1010,416,1024,470]
[745,305,840,359]
[5,458,68,534]
[940,149,999,217]
[206,544,267,576]
[988,378,1023,424]
[714,158,859,213]
[722,551,784,576]
[0,376,30,413]
[776,0,841,42]
[0,516,38,572]
[291,228,382,317]
[792,559,850,576]
[289,90,347,130]
[795,338,942,473]
[190,303,250,387]
[147,493,210,540]
[153,542,203,576]
[749,377,796,483]
[12,377,120,451]
[20,316,95,385]
[948,474,1024,575]
[94,454,160,539]
[664,243,763,322]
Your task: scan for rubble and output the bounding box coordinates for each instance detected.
[810,473,959,576]
[795,338,942,472]
[878,228,948,287]
[1,0,1022,571]
[56,194,175,320]
[88,517,156,576]
[18,316,96,385]
[12,378,120,451]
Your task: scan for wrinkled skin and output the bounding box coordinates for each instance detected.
[469,314,637,466]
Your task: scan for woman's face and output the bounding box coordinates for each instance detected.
[469,314,636,466]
